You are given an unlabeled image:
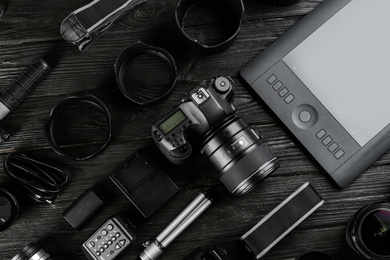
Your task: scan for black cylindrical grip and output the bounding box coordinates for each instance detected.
[0,59,51,111]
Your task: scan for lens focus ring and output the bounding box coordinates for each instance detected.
[220,142,278,195]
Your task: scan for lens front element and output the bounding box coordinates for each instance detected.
[360,209,390,256]
[346,202,390,260]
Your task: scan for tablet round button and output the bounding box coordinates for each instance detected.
[292,104,318,129]
[299,110,311,123]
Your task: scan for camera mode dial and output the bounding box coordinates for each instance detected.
[213,76,232,93]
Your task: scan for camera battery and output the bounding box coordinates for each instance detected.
[109,149,179,218]
[62,188,104,230]
[240,182,324,259]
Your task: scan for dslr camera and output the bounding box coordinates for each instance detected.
[152,76,279,196]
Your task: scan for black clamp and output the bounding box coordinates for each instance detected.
[114,41,177,107]
[175,0,244,54]
[43,95,112,161]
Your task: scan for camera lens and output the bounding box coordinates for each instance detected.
[201,116,279,196]
[346,202,390,260]
[12,243,52,260]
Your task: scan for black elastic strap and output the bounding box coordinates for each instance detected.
[4,153,68,204]
[114,41,177,106]
[43,95,112,161]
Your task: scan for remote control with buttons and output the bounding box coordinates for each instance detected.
[81,216,136,260]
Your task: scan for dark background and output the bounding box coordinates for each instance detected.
[0,0,388,259]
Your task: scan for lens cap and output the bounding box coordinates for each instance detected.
[0,188,19,231]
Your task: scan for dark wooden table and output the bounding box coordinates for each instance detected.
[1,0,389,259]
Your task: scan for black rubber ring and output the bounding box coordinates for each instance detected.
[43,95,112,161]
[114,41,177,107]
[175,0,244,54]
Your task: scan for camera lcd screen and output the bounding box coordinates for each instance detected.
[282,0,390,147]
[158,109,187,135]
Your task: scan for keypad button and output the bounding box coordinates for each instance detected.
[273,81,283,91]
[322,136,333,146]
[115,233,121,238]
[107,224,114,231]
[316,129,327,139]
[119,239,126,246]
[115,244,121,250]
[267,74,277,84]
[101,229,108,236]
[88,242,95,248]
[334,149,345,159]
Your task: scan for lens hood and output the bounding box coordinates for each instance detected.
[0,188,19,232]
[175,0,244,54]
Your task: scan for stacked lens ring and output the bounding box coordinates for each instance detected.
[12,243,52,260]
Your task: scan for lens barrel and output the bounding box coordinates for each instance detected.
[12,243,52,260]
[201,116,279,196]
[346,202,390,260]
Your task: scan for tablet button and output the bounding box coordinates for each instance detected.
[299,110,311,123]
[273,81,283,91]
[284,94,295,104]
[267,74,277,84]
[328,142,339,152]
[316,129,327,139]
[334,149,345,159]
[279,88,289,97]
[322,136,333,146]
[292,104,318,129]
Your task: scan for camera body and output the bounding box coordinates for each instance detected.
[152,76,235,165]
[152,76,279,196]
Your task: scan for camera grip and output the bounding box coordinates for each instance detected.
[0,59,51,119]
[165,143,192,165]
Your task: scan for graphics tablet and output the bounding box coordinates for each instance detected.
[241,0,390,187]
